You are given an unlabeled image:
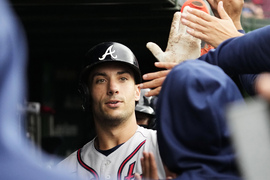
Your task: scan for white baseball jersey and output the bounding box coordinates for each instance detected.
[57,126,166,180]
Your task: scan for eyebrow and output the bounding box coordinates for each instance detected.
[92,70,131,78]
[92,72,107,78]
[117,70,132,75]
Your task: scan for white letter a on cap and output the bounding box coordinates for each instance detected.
[99,45,117,60]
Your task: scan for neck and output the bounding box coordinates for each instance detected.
[94,115,138,150]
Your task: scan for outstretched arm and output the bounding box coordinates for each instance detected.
[198,25,270,75]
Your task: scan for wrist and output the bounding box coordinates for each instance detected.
[233,21,243,31]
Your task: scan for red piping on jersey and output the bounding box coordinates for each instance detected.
[77,148,99,180]
[117,140,146,180]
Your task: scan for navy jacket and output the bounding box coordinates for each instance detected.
[157,60,244,179]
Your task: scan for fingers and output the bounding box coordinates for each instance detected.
[180,6,220,46]
[154,62,177,70]
[146,42,164,62]
[169,12,181,37]
[141,153,149,178]
[179,6,188,34]
[185,27,208,42]
[142,69,170,81]
[139,68,171,96]
[134,173,142,180]
[141,152,159,180]
[148,152,158,178]
[139,77,165,96]
[181,19,206,39]
[181,14,208,42]
[217,1,229,20]
[184,7,212,23]
[145,87,162,97]
[181,8,212,38]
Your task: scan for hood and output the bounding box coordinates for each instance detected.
[0,0,28,151]
[157,60,244,179]
[0,1,76,179]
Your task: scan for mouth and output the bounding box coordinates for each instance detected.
[106,101,119,104]
[105,100,122,107]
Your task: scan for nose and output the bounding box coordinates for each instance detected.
[107,79,119,96]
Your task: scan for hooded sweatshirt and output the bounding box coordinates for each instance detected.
[157,60,244,180]
[0,0,76,179]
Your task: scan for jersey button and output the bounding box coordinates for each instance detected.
[105,160,111,166]
[106,175,111,179]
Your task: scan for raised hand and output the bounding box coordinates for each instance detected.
[135,152,159,180]
[181,1,243,48]
[141,6,202,97]
[146,6,201,64]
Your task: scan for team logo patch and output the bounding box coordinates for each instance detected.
[99,45,117,60]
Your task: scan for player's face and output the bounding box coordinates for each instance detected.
[89,62,140,126]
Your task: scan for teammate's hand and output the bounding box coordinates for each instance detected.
[181,1,243,48]
[140,151,159,180]
[255,73,270,102]
[139,62,177,97]
[207,0,244,30]
[146,6,201,64]
[134,173,142,180]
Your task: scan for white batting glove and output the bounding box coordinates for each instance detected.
[147,6,201,64]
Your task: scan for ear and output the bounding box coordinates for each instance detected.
[135,85,141,101]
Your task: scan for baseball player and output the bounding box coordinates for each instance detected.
[57,42,165,180]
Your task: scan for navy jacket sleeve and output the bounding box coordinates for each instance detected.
[239,74,258,96]
[199,26,270,96]
[198,25,270,75]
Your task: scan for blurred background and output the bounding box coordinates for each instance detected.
[9,0,270,165]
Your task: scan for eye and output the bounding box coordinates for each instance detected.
[120,77,128,81]
[95,78,106,84]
